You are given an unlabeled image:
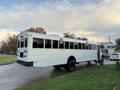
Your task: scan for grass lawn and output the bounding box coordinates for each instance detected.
[0,57,16,65]
[17,64,120,90]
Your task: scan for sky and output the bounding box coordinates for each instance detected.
[0,0,120,42]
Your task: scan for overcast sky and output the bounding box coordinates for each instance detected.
[0,0,120,42]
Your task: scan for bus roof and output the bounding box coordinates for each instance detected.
[19,31,97,44]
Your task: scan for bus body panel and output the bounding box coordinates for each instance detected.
[17,31,98,67]
[29,49,97,67]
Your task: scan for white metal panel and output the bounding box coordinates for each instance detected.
[17,31,98,67]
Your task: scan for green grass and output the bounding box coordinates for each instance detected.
[0,57,16,64]
[17,64,120,90]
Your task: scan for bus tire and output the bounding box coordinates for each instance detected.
[94,60,98,63]
[99,60,104,65]
[66,59,76,72]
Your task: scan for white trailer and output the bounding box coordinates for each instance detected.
[17,31,103,71]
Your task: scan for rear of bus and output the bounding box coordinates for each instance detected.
[17,32,33,66]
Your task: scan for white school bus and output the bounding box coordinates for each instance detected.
[17,31,103,71]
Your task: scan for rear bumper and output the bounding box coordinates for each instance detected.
[17,60,33,66]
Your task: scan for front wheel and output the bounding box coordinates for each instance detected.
[66,60,76,72]
[99,59,104,65]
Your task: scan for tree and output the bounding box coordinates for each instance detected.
[26,27,47,34]
[0,34,18,54]
[63,32,76,39]
[63,32,88,41]
[77,37,88,41]
[115,38,120,52]
[7,34,18,54]
[0,40,9,54]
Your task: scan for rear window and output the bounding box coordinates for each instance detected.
[25,38,28,47]
[21,39,24,48]
[33,38,44,48]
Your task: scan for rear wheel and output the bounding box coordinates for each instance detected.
[94,60,98,63]
[66,60,76,72]
[100,61,104,65]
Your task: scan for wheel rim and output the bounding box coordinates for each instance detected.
[69,60,75,71]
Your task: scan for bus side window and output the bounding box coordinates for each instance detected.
[70,42,74,49]
[79,43,82,49]
[53,40,58,49]
[17,40,20,48]
[91,44,95,50]
[45,39,51,48]
[65,41,69,49]
[94,45,97,50]
[25,38,28,47]
[86,44,88,49]
[59,41,64,49]
[91,44,93,50]
[83,43,86,49]
[75,42,78,49]
[33,38,44,48]
[88,44,91,50]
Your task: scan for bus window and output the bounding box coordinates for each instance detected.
[91,44,96,50]
[79,43,82,49]
[94,45,97,50]
[86,44,89,49]
[82,43,86,49]
[21,39,24,48]
[91,44,94,50]
[45,39,51,48]
[25,38,28,47]
[33,38,44,48]
[65,42,69,49]
[75,42,78,49]
[59,41,64,49]
[70,42,74,49]
[17,40,20,48]
[88,44,91,50]
[53,40,58,49]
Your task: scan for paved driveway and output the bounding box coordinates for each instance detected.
[0,63,68,90]
[0,60,115,90]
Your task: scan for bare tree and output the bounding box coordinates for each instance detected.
[0,34,18,54]
[64,32,88,41]
[7,35,18,54]
[0,40,9,54]
[26,27,47,34]
[63,32,76,39]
